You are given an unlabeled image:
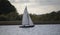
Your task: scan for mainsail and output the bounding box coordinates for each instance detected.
[22,6,34,25]
[20,6,34,28]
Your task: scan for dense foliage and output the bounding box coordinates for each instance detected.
[30,11,60,21]
[0,0,21,21]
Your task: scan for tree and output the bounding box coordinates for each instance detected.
[0,0,21,21]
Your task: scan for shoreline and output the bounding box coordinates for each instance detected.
[0,21,60,25]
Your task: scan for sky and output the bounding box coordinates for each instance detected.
[8,0,60,15]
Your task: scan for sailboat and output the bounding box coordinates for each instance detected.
[20,6,34,28]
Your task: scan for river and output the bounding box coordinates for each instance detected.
[0,24,60,35]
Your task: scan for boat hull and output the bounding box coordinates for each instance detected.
[19,25,35,28]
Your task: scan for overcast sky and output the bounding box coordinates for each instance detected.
[9,0,60,15]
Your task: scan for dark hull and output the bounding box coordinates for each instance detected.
[19,25,35,28]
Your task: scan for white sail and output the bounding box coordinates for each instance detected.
[22,6,34,26]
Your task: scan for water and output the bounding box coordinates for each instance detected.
[0,24,60,35]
